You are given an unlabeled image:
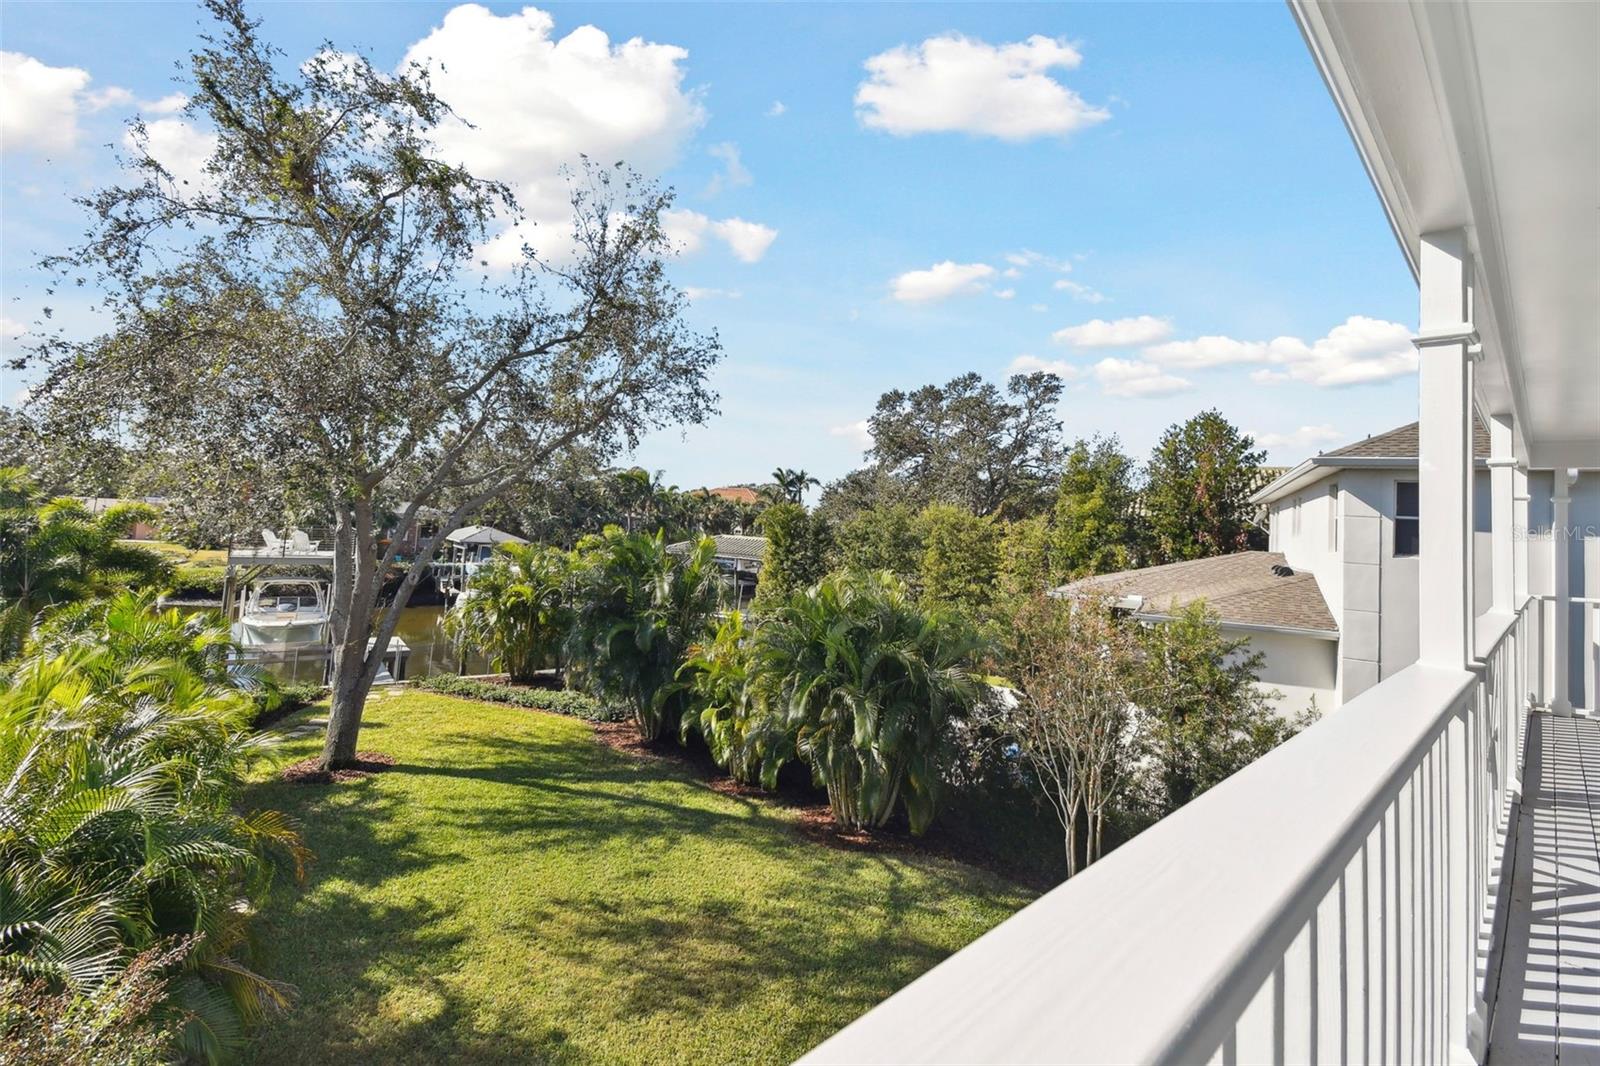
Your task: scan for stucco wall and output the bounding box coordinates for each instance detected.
[1225,626,1338,720]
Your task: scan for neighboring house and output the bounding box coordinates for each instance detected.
[668,533,765,610]
[1053,419,1600,718]
[701,485,762,506]
[1256,420,1599,710]
[1056,551,1338,717]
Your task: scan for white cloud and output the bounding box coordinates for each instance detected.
[1053,278,1106,303]
[829,419,874,449]
[682,286,741,301]
[1029,303,1049,313]
[705,141,751,196]
[398,5,784,265]
[1005,249,1071,273]
[1,51,129,155]
[766,100,786,117]
[856,34,1109,141]
[127,117,218,191]
[660,209,777,263]
[1249,424,1345,452]
[994,288,1016,300]
[1091,357,1192,399]
[1143,315,1416,386]
[143,92,189,115]
[890,260,996,303]
[1008,353,1081,380]
[1053,314,1172,348]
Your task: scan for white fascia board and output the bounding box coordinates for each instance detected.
[1134,611,1341,642]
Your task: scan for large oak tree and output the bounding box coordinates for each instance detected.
[20,1,721,768]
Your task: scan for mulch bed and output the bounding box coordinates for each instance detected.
[279,752,397,785]
[591,721,1051,888]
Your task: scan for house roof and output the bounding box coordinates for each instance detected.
[1252,418,1491,505]
[1055,550,1338,636]
[667,534,767,563]
[701,486,762,505]
[444,525,528,546]
[1322,419,1490,460]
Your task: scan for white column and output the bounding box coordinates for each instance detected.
[1551,467,1573,715]
[1512,466,1530,606]
[1488,414,1516,615]
[1415,230,1476,670]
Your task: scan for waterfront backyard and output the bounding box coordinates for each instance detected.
[242,691,1035,1065]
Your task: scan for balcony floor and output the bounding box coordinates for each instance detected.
[1489,712,1600,1065]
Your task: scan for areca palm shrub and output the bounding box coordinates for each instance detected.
[0,467,172,659]
[0,605,308,1064]
[444,543,577,683]
[750,570,991,834]
[677,611,793,787]
[566,529,724,741]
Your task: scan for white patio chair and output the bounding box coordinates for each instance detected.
[289,529,321,552]
[261,529,284,552]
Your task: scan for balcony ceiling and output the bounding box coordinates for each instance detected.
[1294,1,1600,467]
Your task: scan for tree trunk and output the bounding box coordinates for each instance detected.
[321,499,380,770]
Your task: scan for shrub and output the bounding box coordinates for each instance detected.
[0,941,186,1066]
[443,543,575,683]
[677,611,793,786]
[168,562,227,597]
[416,674,622,722]
[750,570,990,834]
[0,610,309,1064]
[566,529,723,741]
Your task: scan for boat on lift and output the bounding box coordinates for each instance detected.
[231,577,330,648]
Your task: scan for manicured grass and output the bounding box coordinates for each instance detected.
[243,691,1035,1065]
[123,539,228,565]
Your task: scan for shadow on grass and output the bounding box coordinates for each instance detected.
[241,703,1028,1065]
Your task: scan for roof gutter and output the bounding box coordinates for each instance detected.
[1252,454,1488,505]
[1131,611,1342,642]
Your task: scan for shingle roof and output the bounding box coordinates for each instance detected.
[1322,419,1490,460]
[1055,550,1337,635]
[667,534,767,563]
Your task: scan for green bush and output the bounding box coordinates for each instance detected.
[168,562,227,596]
[416,674,621,722]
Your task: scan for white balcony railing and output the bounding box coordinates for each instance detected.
[804,600,1536,1065]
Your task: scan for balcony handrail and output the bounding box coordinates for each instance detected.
[805,601,1531,1064]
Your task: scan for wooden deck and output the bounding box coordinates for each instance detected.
[1489,712,1600,1064]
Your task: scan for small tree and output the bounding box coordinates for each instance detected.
[834,502,923,584]
[998,515,1054,601]
[1133,600,1303,814]
[677,610,794,786]
[771,467,820,505]
[444,542,575,683]
[993,593,1142,875]
[21,3,722,769]
[566,530,722,741]
[751,571,988,834]
[1052,437,1143,577]
[0,468,171,659]
[752,503,833,609]
[916,503,1002,617]
[1143,412,1266,563]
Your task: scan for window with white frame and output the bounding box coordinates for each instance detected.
[1395,480,1419,556]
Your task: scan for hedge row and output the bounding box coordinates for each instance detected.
[416,674,623,722]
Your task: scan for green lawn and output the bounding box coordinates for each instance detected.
[242,691,1035,1065]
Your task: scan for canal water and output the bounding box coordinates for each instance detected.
[196,603,489,684]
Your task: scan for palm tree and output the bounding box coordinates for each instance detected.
[444,542,575,683]
[0,467,172,658]
[677,611,794,786]
[767,467,820,505]
[0,600,308,1064]
[566,529,723,741]
[750,570,990,834]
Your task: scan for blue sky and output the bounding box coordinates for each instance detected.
[0,2,1421,494]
